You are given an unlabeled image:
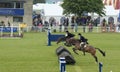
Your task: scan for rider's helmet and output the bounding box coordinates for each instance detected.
[78,33,81,35]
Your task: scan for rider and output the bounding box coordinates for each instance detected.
[65,30,75,39]
[64,31,75,46]
[78,33,89,55]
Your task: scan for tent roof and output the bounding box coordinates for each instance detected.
[104,5,119,16]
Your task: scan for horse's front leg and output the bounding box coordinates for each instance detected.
[72,48,79,55]
[78,48,86,56]
[82,51,86,56]
[91,53,98,63]
[82,48,86,56]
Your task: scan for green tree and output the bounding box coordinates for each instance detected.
[61,0,105,17]
[33,0,45,4]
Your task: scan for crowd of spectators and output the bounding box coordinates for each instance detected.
[32,13,120,33]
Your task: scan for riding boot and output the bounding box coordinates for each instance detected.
[64,43,67,46]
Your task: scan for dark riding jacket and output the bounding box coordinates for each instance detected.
[79,35,86,42]
[66,33,75,38]
[79,35,88,44]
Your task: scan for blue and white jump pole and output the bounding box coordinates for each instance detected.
[59,57,66,72]
[99,62,103,72]
[47,28,65,46]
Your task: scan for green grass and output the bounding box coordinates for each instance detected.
[0,32,120,72]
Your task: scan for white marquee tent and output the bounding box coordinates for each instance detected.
[33,3,63,16]
[33,3,120,24]
[92,5,119,24]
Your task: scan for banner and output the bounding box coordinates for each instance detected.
[0,27,18,32]
[0,8,24,16]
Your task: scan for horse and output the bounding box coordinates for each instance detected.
[65,38,106,63]
[56,36,80,47]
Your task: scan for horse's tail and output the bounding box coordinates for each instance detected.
[95,48,106,57]
[56,37,65,44]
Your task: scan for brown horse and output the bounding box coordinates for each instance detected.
[65,38,106,63]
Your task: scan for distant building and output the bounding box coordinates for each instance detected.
[0,0,33,26]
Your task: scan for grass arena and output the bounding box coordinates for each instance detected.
[0,32,120,72]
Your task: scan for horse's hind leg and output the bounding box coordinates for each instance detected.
[91,53,98,63]
[72,48,79,55]
[93,55,98,63]
[78,49,86,56]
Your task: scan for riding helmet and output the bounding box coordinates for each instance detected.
[78,33,81,35]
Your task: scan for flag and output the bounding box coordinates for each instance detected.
[103,0,112,5]
[113,0,120,10]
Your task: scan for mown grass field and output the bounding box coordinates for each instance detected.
[0,32,120,72]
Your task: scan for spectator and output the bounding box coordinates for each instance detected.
[88,20,93,32]
[80,17,87,32]
[49,17,55,27]
[71,16,75,32]
[64,17,69,31]
[8,21,11,27]
[1,21,5,27]
[102,18,107,27]
[60,16,65,32]
[118,24,120,31]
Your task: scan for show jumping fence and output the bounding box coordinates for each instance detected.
[0,26,23,38]
[47,29,65,46]
[59,57,66,72]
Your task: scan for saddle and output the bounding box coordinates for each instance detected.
[79,43,87,51]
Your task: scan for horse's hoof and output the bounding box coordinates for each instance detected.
[83,53,86,56]
[95,62,98,64]
[103,52,106,57]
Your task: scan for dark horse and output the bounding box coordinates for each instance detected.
[65,38,106,63]
[56,36,73,46]
[56,36,80,47]
[56,37,66,44]
[57,37,68,44]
